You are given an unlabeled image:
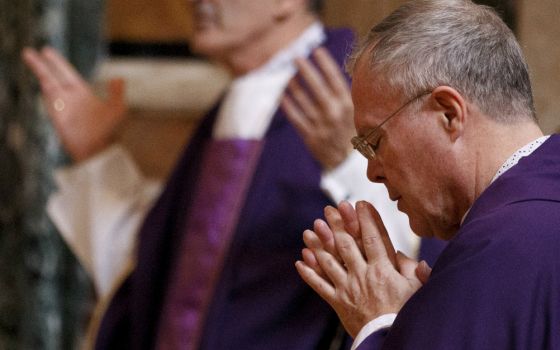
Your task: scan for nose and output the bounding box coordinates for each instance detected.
[366,158,385,183]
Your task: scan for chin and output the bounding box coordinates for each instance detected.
[412,226,436,239]
[412,220,457,241]
[190,39,217,56]
[408,215,438,239]
[190,30,225,56]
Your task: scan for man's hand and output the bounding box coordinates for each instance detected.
[296,201,424,338]
[281,47,354,170]
[22,46,127,162]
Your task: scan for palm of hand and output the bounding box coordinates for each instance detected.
[23,47,127,162]
[47,79,127,162]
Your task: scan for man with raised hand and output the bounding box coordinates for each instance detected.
[297,0,560,348]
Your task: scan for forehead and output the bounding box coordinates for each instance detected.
[351,57,392,131]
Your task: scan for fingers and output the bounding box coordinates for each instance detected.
[312,219,336,253]
[22,47,61,95]
[282,47,353,170]
[314,248,348,287]
[295,260,336,303]
[40,47,83,86]
[313,47,350,98]
[22,46,87,101]
[301,248,326,279]
[303,228,322,249]
[295,48,352,111]
[281,94,313,136]
[415,260,432,285]
[324,206,366,272]
[301,227,338,280]
[356,201,397,267]
[395,251,418,280]
[294,56,331,108]
[338,201,360,239]
[324,206,347,234]
[283,48,351,129]
[285,78,320,126]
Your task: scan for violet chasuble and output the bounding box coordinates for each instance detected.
[156,140,263,349]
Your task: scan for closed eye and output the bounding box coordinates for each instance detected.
[369,134,381,151]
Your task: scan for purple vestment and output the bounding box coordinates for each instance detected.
[156,140,263,349]
[358,134,560,349]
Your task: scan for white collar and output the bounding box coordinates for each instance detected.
[243,21,326,77]
[490,135,550,182]
[213,22,326,140]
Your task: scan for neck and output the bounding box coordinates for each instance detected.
[221,14,317,77]
[472,119,544,199]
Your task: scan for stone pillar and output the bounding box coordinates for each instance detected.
[0,0,102,348]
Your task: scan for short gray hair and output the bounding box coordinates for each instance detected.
[349,0,536,122]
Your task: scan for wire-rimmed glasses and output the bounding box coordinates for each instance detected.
[351,91,431,159]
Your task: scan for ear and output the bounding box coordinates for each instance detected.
[274,0,309,20]
[430,86,468,142]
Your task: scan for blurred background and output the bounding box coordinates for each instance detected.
[0,0,558,348]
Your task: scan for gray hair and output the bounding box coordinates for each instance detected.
[349,0,536,122]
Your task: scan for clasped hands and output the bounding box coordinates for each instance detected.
[295,201,431,338]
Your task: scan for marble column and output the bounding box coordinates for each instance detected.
[0,0,103,348]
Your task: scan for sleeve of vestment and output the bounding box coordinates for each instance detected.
[351,314,396,350]
[47,145,162,298]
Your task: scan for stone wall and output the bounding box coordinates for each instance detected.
[518,0,560,133]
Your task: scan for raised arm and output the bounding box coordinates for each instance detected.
[22,46,127,162]
[22,47,155,297]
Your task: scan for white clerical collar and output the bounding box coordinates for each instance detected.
[213,22,326,140]
[461,135,550,224]
[490,135,550,182]
[251,21,326,75]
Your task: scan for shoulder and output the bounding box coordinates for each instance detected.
[388,199,560,347]
[323,27,355,63]
[456,199,560,260]
[427,199,560,300]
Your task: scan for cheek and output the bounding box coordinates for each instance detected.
[190,21,247,55]
[190,30,225,55]
[220,2,267,33]
[384,142,437,203]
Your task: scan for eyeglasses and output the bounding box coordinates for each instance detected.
[351,91,431,160]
